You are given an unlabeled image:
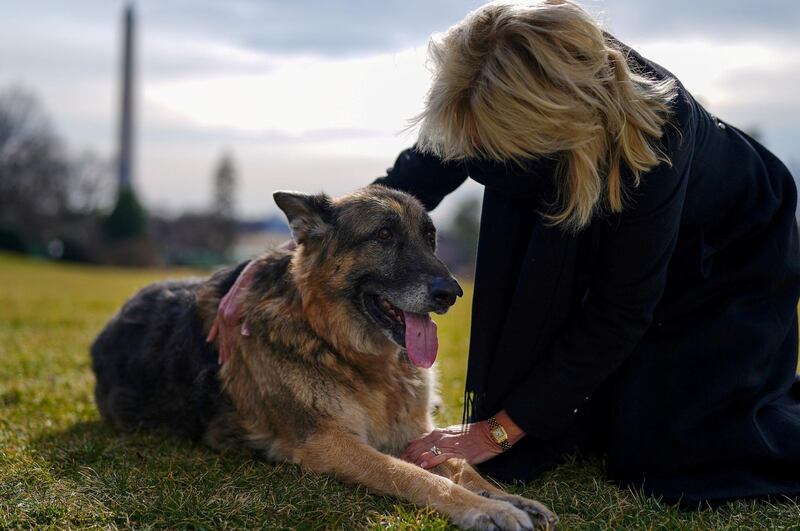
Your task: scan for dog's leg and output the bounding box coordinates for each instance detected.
[433,459,558,530]
[295,429,534,530]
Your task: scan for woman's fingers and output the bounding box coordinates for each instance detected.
[403,422,504,468]
[406,437,432,455]
[410,435,444,458]
[405,430,440,451]
[417,430,441,444]
[413,436,457,465]
[401,429,449,463]
[402,426,480,467]
[418,450,458,469]
[402,436,438,462]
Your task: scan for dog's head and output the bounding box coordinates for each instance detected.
[274,185,462,367]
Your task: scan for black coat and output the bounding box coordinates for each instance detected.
[374,42,800,504]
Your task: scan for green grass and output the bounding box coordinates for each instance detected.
[1,251,798,529]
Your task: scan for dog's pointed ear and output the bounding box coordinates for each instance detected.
[273,191,333,244]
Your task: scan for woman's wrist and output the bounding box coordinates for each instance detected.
[494,409,526,446]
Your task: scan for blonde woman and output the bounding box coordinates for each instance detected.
[212,1,800,505]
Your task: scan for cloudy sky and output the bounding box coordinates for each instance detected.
[1,0,798,223]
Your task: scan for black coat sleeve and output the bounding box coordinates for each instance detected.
[372,147,468,211]
[503,119,695,439]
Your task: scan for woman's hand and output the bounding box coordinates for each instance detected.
[400,422,503,469]
[401,411,526,469]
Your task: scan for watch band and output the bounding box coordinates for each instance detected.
[487,416,512,451]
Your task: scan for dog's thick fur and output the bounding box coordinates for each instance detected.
[91,185,557,530]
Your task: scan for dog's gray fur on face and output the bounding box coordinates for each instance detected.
[379,280,440,314]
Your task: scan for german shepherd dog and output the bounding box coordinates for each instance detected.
[91,185,557,530]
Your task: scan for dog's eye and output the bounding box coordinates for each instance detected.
[425,230,436,246]
[376,227,393,241]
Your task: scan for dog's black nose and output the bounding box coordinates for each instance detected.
[428,277,463,307]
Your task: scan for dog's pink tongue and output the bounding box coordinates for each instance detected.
[404,312,438,368]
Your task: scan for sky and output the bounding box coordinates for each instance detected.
[1,0,798,224]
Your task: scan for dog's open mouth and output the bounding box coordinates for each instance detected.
[364,294,438,368]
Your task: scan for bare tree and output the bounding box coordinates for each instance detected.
[0,85,114,259]
[0,86,70,236]
[69,151,114,214]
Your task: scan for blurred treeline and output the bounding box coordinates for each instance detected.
[0,84,481,274]
[0,86,111,262]
[0,85,250,267]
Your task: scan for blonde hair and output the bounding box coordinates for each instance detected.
[413,0,677,231]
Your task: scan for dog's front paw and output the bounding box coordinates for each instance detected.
[479,492,558,530]
[456,499,533,530]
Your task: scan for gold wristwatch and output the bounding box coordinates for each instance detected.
[487,416,511,451]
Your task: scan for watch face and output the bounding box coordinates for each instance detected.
[491,427,505,440]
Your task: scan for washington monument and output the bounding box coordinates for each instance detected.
[117,3,135,192]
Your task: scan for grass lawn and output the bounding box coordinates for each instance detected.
[1,251,798,529]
